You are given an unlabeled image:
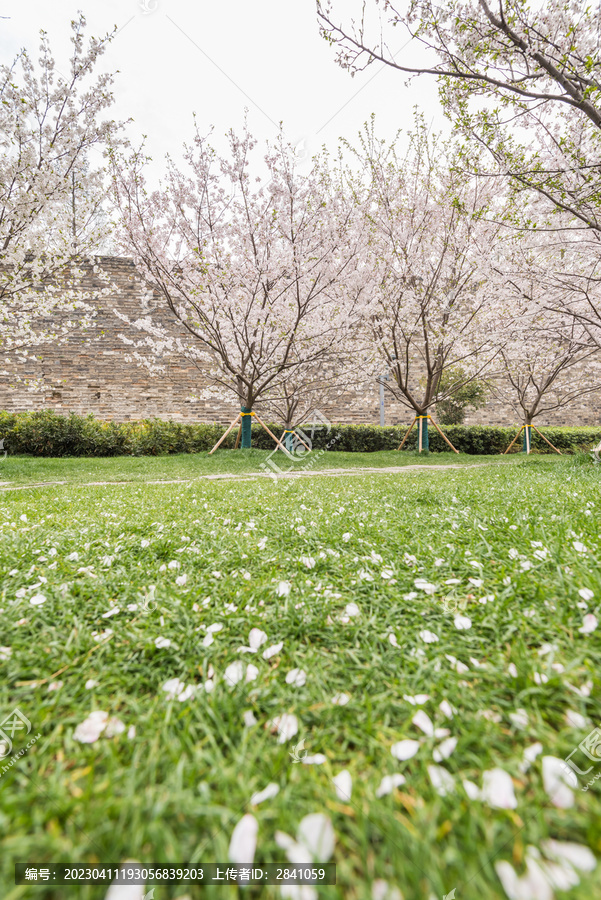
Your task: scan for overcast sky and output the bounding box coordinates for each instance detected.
[1,1,446,179]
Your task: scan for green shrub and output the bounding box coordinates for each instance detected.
[0,410,600,457]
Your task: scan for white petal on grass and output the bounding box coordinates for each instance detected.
[519,742,543,773]
[228,813,258,864]
[104,717,126,737]
[391,740,420,761]
[433,737,458,762]
[243,710,257,727]
[403,694,430,705]
[302,754,327,765]
[0,646,12,661]
[412,710,434,736]
[297,813,335,861]
[578,588,594,602]
[250,783,279,806]
[177,684,196,702]
[224,661,245,687]
[376,773,406,797]
[344,602,360,617]
[104,878,147,900]
[270,713,299,743]
[481,768,518,809]
[85,679,99,690]
[445,653,470,675]
[162,678,185,700]
[494,858,553,900]
[332,770,352,801]
[579,614,598,634]
[371,880,404,900]
[300,556,316,569]
[331,692,350,706]
[508,663,518,677]
[565,709,588,729]
[419,630,439,643]
[154,636,171,649]
[263,642,283,659]
[249,628,268,650]
[277,581,291,597]
[463,779,480,800]
[540,840,597,873]
[542,756,575,808]
[427,765,455,797]
[285,668,306,687]
[439,700,456,718]
[245,664,259,683]
[30,593,46,606]
[454,614,472,630]
[573,541,587,553]
[388,633,399,648]
[73,711,108,744]
[509,709,529,729]
[102,607,120,618]
[414,579,437,594]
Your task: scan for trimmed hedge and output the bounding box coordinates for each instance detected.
[0,410,600,457]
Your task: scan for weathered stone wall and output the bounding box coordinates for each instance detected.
[0,256,598,427]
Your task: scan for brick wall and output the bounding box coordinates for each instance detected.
[0,256,598,427]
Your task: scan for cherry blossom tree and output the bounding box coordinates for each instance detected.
[348,119,503,450]
[318,0,601,233]
[490,231,601,449]
[0,15,121,379]
[111,126,368,448]
[318,0,601,338]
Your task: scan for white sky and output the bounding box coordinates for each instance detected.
[1,0,446,180]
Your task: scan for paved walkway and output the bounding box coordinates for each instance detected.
[0,462,502,491]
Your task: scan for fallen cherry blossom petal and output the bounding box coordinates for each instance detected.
[332,770,352,801]
[391,739,420,761]
[542,756,575,808]
[250,783,279,806]
[228,813,258,864]
[376,773,406,797]
[481,768,517,809]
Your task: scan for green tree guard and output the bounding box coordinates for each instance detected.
[284,430,295,454]
[241,407,253,449]
[522,424,532,454]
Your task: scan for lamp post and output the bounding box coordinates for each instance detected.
[377,369,391,426]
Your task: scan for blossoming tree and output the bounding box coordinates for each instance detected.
[349,119,502,451]
[112,126,368,449]
[0,15,120,381]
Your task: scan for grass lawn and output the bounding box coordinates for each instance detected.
[0,454,600,899]
[0,449,532,487]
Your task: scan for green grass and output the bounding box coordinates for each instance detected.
[0,448,538,486]
[0,455,600,899]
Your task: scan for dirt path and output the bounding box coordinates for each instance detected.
[0,462,507,491]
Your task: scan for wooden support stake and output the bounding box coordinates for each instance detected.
[208,414,242,455]
[397,417,417,451]
[253,412,291,455]
[234,424,242,450]
[290,430,311,452]
[531,424,562,455]
[503,425,524,455]
[429,417,460,454]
